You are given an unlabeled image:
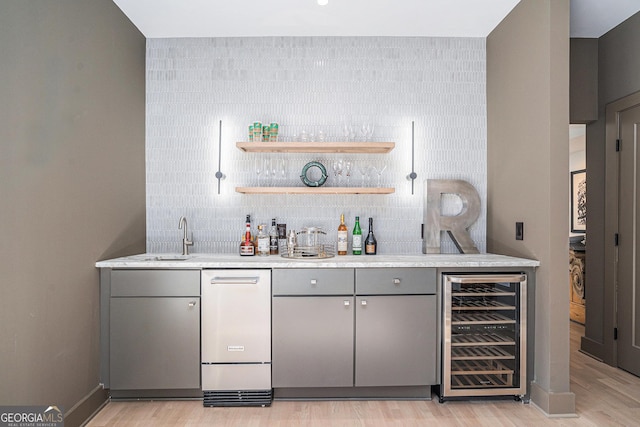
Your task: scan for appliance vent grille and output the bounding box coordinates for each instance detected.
[203,390,272,407]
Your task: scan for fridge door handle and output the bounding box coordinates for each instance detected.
[211,277,259,285]
[446,274,525,284]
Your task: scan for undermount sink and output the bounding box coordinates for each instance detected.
[155,255,191,261]
[135,254,193,261]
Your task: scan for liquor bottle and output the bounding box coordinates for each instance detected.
[239,215,255,256]
[257,224,269,256]
[337,214,348,255]
[352,216,362,255]
[365,217,377,255]
[269,218,279,255]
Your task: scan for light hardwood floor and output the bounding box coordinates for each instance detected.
[87,323,640,426]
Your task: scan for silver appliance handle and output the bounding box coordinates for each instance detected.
[445,274,525,284]
[211,276,260,285]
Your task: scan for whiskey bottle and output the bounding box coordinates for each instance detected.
[239,215,255,256]
[337,214,348,255]
[352,216,362,255]
[269,218,279,255]
[365,217,377,255]
[257,224,269,256]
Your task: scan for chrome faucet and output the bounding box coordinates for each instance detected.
[179,216,193,255]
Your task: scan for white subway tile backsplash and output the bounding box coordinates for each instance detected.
[146,37,487,254]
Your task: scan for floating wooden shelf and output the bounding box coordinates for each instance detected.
[236,187,395,195]
[236,141,395,154]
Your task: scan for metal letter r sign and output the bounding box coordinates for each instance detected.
[423,179,481,254]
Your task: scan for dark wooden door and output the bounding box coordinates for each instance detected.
[617,103,640,376]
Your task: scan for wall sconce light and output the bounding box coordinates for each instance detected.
[317,0,329,5]
[216,120,226,194]
[406,121,418,195]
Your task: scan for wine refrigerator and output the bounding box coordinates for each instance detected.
[440,273,527,401]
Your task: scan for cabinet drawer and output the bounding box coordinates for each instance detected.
[111,270,200,297]
[356,268,436,295]
[272,269,354,295]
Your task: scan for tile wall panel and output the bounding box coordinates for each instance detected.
[146,37,487,254]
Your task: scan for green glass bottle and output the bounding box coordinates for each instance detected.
[352,216,362,255]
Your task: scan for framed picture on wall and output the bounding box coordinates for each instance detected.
[571,169,586,233]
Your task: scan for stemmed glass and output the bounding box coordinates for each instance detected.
[342,123,354,142]
[359,122,375,142]
[345,161,352,186]
[263,158,271,185]
[373,164,387,187]
[271,157,277,181]
[366,123,375,141]
[358,162,369,186]
[255,157,262,184]
[332,160,344,185]
[359,124,368,142]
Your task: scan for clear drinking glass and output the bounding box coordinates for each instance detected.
[345,161,352,186]
[358,162,369,186]
[374,164,387,187]
[255,157,262,184]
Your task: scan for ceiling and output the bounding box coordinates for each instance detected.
[113,0,640,39]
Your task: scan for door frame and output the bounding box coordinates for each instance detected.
[605,90,640,366]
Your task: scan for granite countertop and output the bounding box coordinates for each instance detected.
[95,253,540,269]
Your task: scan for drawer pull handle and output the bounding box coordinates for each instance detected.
[310,279,317,285]
[188,301,197,307]
[361,300,367,306]
[393,278,401,285]
[344,300,350,306]
[211,277,259,285]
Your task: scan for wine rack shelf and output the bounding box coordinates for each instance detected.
[236,141,395,154]
[235,187,395,195]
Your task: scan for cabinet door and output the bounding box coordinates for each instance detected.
[272,296,354,388]
[110,297,200,390]
[355,295,437,386]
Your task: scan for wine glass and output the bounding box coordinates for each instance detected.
[255,157,262,184]
[263,158,271,185]
[345,161,352,186]
[359,123,368,142]
[280,159,286,181]
[271,157,277,180]
[366,123,375,141]
[336,159,344,185]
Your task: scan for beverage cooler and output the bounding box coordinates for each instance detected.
[440,273,527,402]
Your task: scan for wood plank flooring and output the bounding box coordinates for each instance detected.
[86,323,640,426]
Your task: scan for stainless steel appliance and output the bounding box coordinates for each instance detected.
[440,273,527,401]
[201,269,272,406]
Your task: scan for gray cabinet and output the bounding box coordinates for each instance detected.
[108,270,200,393]
[354,267,438,386]
[272,296,354,387]
[355,295,436,386]
[272,268,354,388]
[272,267,438,391]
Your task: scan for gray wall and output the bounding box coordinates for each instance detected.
[0,1,146,425]
[570,38,598,123]
[487,0,575,415]
[145,37,488,255]
[581,11,640,365]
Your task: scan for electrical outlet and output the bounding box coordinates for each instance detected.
[515,222,524,240]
